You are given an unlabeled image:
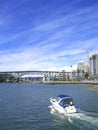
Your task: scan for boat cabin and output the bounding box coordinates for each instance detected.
[57,95,74,108]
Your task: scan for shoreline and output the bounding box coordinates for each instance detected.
[43,81,98,90]
[43,80,98,84]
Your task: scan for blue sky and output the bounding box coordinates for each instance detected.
[0,0,98,71]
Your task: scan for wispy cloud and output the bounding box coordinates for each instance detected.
[0,0,98,71]
[0,42,93,71]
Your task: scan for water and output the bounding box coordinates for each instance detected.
[0,83,98,130]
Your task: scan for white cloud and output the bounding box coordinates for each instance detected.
[0,0,98,72]
[0,42,91,71]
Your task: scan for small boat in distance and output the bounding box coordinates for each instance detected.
[49,95,77,114]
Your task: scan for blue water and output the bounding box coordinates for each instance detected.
[0,83,98,130]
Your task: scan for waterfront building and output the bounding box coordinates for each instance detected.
[77,61,89,80]
[77,61,84,72]
[77,61,84,79]
[89,54,98,78]
[83,64,89,73]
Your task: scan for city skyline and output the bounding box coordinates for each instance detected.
[0,0,98,71]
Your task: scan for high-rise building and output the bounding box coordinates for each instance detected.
[89,54,98,77]
[77,61,84,79]
[77,61,90,79]
[77,61,84,72]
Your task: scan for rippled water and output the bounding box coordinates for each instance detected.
[0,83,98,130]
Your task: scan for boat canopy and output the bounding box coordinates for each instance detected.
[57,95,71,98]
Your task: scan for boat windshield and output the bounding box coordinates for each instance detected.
[59,98,73,107]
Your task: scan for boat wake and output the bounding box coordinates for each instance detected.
[49,106,98,129]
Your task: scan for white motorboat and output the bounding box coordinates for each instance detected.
[49,95,77,114]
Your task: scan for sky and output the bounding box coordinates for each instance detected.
[0,0,98,72]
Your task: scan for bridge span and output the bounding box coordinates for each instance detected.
[0,70,71,75]
[0,70,72,82]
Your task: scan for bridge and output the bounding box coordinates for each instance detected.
[0,70,71,75]
[0,70,73,82]
[0,71,64,76]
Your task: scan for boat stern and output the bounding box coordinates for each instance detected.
[65,105,77,113]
